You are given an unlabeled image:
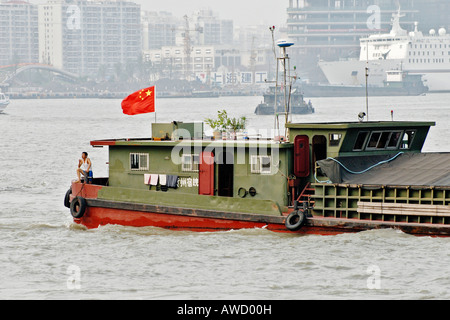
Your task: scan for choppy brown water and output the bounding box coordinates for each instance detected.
[1,94,450,299]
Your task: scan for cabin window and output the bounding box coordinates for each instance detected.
[367,132,382,149]
[386,131,402,149]
[182,154,200,172]
[130,153,149,171]
[367,131,401,150]
[353,131,369,151]
[354,130,408,151]
[260,156,272,175]
[401,130,416,150]
[377,132,391,149]
[250,155,272,175]
[329,133,342,147]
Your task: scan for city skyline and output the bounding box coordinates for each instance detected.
[3,0,449,83]
[28,0,287,27]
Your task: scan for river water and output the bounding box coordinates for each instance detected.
[1,94,450,300]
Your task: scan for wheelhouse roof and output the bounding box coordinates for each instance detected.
[90,138,294,148]
[286,121,436,130]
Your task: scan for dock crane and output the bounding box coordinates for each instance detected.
[182,15,203,81]
[249,36,257,84]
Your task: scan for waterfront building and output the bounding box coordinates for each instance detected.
[0,0,38,66]
[142,11,180,50]
[192,9,234,46]
[143,45,215,81]
[38,0,141,77]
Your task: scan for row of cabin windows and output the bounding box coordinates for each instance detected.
[181,154,273,175]
[129,131,414,172]
[353,130,416,151]
[411,44,448,49]
[409,58,448,64]
[409,51,449,56]
[130,152,273,175]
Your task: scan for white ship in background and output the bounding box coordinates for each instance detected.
[0,92,9,114]
[319,10,450,92]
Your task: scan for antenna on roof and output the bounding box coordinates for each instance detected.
[272,38,295,140]
[365,39,370,122]
[269,26,297,140]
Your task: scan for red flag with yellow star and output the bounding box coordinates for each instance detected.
[121,86,155,115]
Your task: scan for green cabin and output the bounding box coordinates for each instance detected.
[91,120,440,219]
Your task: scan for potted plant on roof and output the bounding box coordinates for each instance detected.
[205,110,229,140]
[227,116,247,140]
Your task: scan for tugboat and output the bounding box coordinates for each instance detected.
[255,39,314,116]
[65,43,450,237]
[255,86,314,115]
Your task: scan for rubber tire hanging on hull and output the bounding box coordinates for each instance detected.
[70,196,87,219]
[285,209,306,231]
[64,188,72,208]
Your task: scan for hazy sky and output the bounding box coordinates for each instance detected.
[136,0,287,26]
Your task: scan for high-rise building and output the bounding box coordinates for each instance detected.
[0,0,39,66]
[192,9,234,46]
[413,0,450,31]
[142,11,180,50]
[38,0,141,77]
[287,0,418,57]
[144,45,215,80]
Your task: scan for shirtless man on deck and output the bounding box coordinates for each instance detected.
[75,152,92,184]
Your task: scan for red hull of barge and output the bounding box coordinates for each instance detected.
[74,206,359,236]
[69,183,450,237]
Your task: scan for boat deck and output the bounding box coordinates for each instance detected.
[317,152,450,187]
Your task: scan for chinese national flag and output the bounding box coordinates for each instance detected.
[121,86,155,115]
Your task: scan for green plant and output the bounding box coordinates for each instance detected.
[205,110,229,132]
[205,110,247,133]
[227,116,247,132]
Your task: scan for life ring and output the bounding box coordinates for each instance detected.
[238,187,248,198]
[70,196,87,219]
[285,209,306,231]
[64,188,72,208]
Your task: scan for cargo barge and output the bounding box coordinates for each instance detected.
[65,39,450,237]
[65,120,450,237]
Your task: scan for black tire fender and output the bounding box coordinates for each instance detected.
[64,188,72,209]
[285,209,306,231]
[70,196,87,219]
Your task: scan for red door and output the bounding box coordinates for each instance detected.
[294,135,310,178]
[199,152,215,196]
